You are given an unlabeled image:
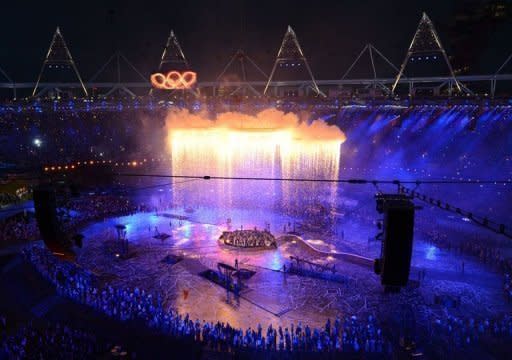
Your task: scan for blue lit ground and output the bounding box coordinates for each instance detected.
[76,198,511,330]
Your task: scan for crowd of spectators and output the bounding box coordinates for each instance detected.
[431,314,512,346]
[0,194,143,247]
[0,212,39,245]
[1,101,511,175]
[23,240,512,357]
[23,245,395,356]
[63,195,142,228]
[1,101,511,357]
[0,319,113,359]
[422,224,512,303]
[413,230,512,358]
[0,105,167,166]
[0,192,21,207]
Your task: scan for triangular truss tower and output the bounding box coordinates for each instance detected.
[0,65,15,99]
[32,27,88,97]
[216,49,268,96]
[341,44,400,94]
[491,53,512,97]
[0,65,12,83]
[89,51,147,97]
[157,30,190,71]
[495,53,512,76]
[151,30,198,97]
[392,12,462,94]
[264,26,324,97]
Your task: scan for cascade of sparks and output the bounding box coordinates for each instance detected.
[168,126,343,210]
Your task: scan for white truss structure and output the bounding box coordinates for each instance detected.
[495,53,512,75]
[151,30,199,97]
[392,12,462,94]
[216,49,268,96]
[264,26,324,97]
[0,65,11,83]
[33,27,88,97]
[341,43,400,94]
[157,30,190,71]
[89,51,147,97]
[0,65,15,98]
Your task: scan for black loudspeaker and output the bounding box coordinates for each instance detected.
[33,186,70,253]
[375,194,415,288]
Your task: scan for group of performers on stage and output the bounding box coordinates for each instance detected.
[220,228,277,248]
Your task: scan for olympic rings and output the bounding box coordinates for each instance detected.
[150,71,197,90]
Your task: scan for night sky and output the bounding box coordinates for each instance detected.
[0,0,510,82]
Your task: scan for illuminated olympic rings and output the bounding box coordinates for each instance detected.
[150,71,197,90]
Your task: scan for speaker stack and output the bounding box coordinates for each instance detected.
[33,185,73,254]
[374,194,415,290]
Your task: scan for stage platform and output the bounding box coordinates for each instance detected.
[75,208,511,329]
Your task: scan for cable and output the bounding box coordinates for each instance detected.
[122,178,200,193]
[400,185,511,239]
[115,173,512,185]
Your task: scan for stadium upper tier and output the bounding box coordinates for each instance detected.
[1,103,510,177]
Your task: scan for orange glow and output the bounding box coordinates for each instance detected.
[150,71,197,90]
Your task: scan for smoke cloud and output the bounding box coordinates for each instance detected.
[164,108,346,142]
